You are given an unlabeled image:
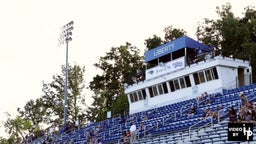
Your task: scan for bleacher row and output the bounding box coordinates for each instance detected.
[30,84,256,144]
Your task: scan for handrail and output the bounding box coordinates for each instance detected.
[188,90,256,142]
[180,102,194,116]
[217,105,230,123]
[189,116,213,140]
[163,111,178,123]
[247,90,256,102]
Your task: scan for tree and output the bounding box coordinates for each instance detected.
[163,25,186,43]
[0,137,10,144]
[24,65,85,125]
[40,64,86,126]
[144,26,187,51]
[196,18,221,53]
[87,42,144,122]
[196,3,256,82]
[17,98,45,137]
[241,6,256,81]
[144,34,163,51]
[3,113,31,143]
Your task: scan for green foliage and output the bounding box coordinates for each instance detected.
[144,25,187,51]
[40,64,86,125]
[144,35,163,50]
[163,25,187,43]
[196,3,256,82]
[3,113,32,143]
[14,64,87,138]
[0,136,16,144]
[110,93,129,117]
[87,42,144,122]
[17,98,45,133]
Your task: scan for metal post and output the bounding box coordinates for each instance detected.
[63,40,69,127]
[58,21,74,128]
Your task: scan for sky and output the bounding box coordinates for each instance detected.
[0,0,255,137]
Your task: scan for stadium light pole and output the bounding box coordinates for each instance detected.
[58,21,74,127]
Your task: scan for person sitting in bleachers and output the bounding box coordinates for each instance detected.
[120,131,130,144]
[250,105,256,124]
[205,98,211,105]
[209,95,216,103]
[188,105,197,117]
[248,101,254,109]
[228,107,237,123]
[141,112,149,121]
[202,108,212,120]
[212,108,219,119]
[126,129,131,137]
[245,110,252,123]
[197,93,206,102]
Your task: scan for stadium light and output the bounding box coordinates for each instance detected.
[58,21,74,127]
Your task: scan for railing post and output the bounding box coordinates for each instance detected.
[189,126,191,140]
[218,110,220,123]
[211,116,213,126]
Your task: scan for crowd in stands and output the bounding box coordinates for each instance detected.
[193,92,221,121]
[228,92,256,124]
[22,122,80,144]
[119,121,147,144]
[25,88,256,144]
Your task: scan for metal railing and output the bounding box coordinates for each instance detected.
[188,116,213,140]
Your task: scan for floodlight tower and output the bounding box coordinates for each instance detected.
[58,21,74,127]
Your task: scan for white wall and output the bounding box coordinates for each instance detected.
[126,56,251,114]
[218,66,238,90]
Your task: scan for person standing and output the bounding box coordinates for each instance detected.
[129,122,137,144]
[239,92,248,108]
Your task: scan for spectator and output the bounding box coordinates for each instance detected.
[239,92,248,107]
[138,122,146,138]
[228,107,237,123]
[197,93,205,102]
[121,131,130,144]
[205,98,211,105]
[136,69,143,82]
[209,95,216,103]
[245,110,252,123]
[126,130,131,137]
[250,106,256,123]
[212,108,219,119]
[85,131,91,144]
[188,105,197,117]
[129,122,137,144]
[141,112,148,121]
[248,101,254,109]
[202,108,212,120]
[204,92,209,98]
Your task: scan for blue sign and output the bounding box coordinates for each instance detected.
[145,36,208,62]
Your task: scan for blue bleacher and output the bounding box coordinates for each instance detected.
[31,83,256,144]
